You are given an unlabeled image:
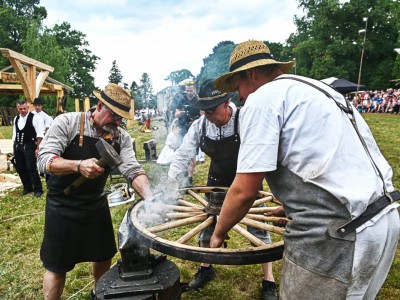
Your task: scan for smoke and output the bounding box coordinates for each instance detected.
[136,184,181,228]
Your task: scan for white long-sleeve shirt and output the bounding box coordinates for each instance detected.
[168,103,238,181]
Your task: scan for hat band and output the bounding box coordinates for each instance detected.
[101,91,130,112]
[200,92,229,101]
[229,53,274,72]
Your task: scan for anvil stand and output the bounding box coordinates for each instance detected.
[94,204,182,300]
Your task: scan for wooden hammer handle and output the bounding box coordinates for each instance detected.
[64,157,107,195]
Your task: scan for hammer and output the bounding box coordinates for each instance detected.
[64,139,123,195]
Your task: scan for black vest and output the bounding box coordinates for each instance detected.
[15,112,37,145]
[200,108,240,187]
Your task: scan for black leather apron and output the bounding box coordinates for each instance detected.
[40,132,121,270]
[200,109,240,187]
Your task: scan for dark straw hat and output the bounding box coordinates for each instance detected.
[192,79,233,110]
[93,83,134,119]
[33,98,43,105]
[215,40,294,92]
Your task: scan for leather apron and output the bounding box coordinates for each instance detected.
[40,119,120,270]
[200,109,240,187]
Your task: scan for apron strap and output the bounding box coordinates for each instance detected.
[79,112,85,147]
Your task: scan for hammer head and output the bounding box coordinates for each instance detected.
[95,139,123,169]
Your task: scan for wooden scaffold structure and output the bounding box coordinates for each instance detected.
[0,48,73,125]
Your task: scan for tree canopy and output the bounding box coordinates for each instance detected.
[165,69,194,86]
[287,0,400,89]
[108,60,123,84]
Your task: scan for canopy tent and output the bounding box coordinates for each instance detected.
[321,77,366,93]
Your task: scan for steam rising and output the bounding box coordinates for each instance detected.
[137,185,181,228]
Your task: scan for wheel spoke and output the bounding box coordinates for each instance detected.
[177,199,203,209]
[166,212,204,219]
[248,206,279,214]
[246,213,289,223]
[187,189,209,206]
[233,224,266,247]
[162,204,204,212]
[131,187,286,265]
[148,213,208,233]
[176,216,215,244]
[239,217,285,235]
[252,196,274,207]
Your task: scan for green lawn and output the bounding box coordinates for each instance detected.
[0,114,399,299]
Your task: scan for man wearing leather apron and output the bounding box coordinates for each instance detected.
[211,40,400,300]
[168,79,278,300]
[37,83,153,300]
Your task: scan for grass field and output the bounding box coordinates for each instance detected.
[0,113,399,299]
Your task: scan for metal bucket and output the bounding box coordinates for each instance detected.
[108,190,124,203]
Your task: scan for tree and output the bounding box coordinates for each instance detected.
[139,73,155,108]
[108,60,123,84]
[287,0,399,89]
[165,69,194,85]
[0,0,47,107]
[196,41,236,89]
[50,22,99,100]
[130,81,142,110]
[0,0,47,52]
[21,21,70,84]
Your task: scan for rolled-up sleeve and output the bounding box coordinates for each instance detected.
[37,114,79,174]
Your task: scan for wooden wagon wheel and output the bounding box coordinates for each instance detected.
[130,186,287,265]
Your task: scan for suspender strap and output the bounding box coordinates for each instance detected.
[274,76,398,235]
[79,112,85,147]
[337,191,400,236]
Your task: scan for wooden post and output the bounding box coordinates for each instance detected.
[75,98,80,112]
[83,96,90,112]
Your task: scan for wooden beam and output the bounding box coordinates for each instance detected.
[0,48,54,72]
[27,65,36,100]
[9,58,33,102]
[35,71,50,98]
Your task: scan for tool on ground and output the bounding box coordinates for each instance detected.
[64,139,122,195]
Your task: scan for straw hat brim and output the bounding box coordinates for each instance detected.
[215,59,295,92]
[192,92,233,110]
[93,90,134,120]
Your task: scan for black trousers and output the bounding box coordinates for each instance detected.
[14,143,43,193]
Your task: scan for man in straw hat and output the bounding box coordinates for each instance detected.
[37,83,154,300]
[168,79,278,299]
[210,40,400,299]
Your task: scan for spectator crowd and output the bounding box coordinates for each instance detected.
[350,88,400,114]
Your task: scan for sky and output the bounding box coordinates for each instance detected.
[40,0,304,93]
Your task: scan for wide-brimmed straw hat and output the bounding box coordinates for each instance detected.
[215,40,295,92]
[192,79,233,110]
[93,83,133,120]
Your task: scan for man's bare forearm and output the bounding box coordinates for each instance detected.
[131,174,153,199]
[213,172,265,241]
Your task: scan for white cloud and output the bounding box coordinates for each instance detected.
[40,0,302,92]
